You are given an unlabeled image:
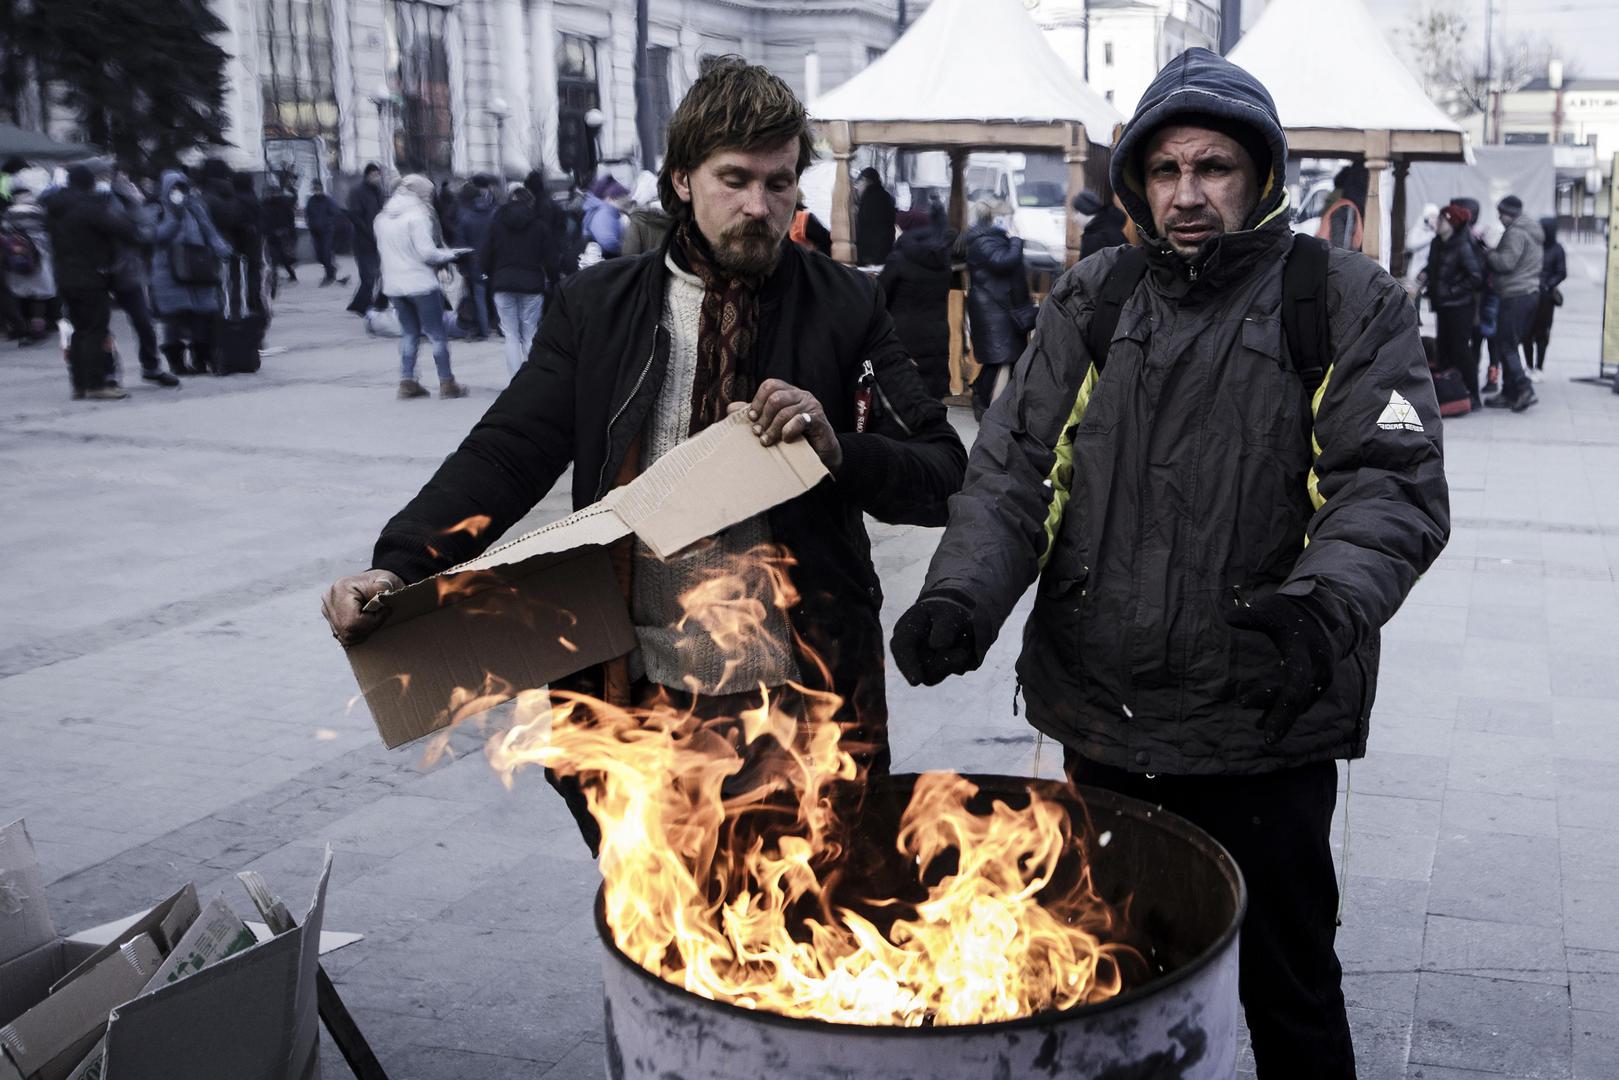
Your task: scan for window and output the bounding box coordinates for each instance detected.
[556,32,601,184]
[259,0,341,171]
[645,45,673,162]
[1103,41,1113,66]
[387,0,453,175]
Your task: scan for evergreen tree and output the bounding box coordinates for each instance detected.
[26,0,231,170]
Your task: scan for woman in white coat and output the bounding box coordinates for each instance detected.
[376,173,467,399]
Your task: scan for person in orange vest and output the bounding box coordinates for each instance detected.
[1317,163,1366,252]
[789,203,830,256]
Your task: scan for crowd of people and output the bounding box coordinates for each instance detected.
[1416,193,1567,414]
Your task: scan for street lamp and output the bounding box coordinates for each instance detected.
[584,107,605,179]
[487,97,511,179]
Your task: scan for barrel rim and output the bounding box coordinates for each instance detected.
[593,774,1248,1036]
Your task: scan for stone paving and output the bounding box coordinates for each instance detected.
[2,243,1618,1079]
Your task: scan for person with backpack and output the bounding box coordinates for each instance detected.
[1,167,57,347]
[150,171,234,376]
[1523,216,1566,377]
[890,48,1449,1080]
[1317,163,1366,252]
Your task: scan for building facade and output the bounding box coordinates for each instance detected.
[1495,75,1618,224]
[1025,0,1218,117]
[215,0,914,184]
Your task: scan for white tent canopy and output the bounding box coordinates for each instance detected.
[810,0,1121,143]
[1227,0,1465,268]
[1227,0,1462,137]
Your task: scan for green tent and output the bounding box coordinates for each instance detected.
[0,123,97,163]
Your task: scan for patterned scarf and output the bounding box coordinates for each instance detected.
[673,219,765,434]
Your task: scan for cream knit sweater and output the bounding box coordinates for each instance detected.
[629,257,800,695]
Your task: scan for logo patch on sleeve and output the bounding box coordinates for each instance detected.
[1376,389,1424,432]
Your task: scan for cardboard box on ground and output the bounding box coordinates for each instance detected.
[0,820,348,1080]
[348,409,830,749]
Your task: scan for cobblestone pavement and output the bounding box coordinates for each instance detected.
[3,245,1618,1079]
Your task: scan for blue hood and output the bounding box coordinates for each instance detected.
[1110,47,1289,242]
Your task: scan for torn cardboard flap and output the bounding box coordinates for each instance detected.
[0,934,162,1080]
[0,823,55,969]
[347,410,828,749]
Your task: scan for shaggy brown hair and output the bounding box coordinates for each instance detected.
[657,55,816,217]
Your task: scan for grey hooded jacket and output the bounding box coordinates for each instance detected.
[918,48,1450,775]
[1485,215,1545,299]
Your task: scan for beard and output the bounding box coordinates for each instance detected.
[712,220,784,276]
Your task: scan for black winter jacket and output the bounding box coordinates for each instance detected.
[346,182,385,255]
[478,200,560,295]
[920,46,1450,775]
[1539,219,1567,293]
[856,185,896,265]
[304,193,340,236]
[1425,230,1484,310]
[373,233,967,740]
[40,187,143,294]
[1079,207,1129,261]
[878,225,955,360]
[964,224,1028,365]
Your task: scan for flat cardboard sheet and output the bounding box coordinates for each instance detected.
[347,410,827,749]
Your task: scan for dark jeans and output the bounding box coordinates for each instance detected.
[1523,290,1556,370]
[112,284,160,373]
[62,289,115,392]
[311,228,337,281]
[348,249,383,314]
[1064,751,1356,1079]
[1489,292,1539,400]
[1435,304,1479,404]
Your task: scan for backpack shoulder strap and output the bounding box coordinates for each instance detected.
[1281,233,1331,396]
[1084,244,1149,372]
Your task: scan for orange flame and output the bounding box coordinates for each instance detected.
[484,545,1136,1026]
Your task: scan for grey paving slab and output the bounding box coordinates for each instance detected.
[3,241,1617,1078]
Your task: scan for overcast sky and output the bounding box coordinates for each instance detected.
[1361,0,1619,80]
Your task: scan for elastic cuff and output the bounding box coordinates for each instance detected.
[833,432,888,494]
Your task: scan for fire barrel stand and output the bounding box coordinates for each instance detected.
[596,778,1247,1079]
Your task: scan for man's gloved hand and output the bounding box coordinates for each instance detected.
[891,592,977,687]
[1227,594,1339,746]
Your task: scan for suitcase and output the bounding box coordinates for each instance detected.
[213,311,264,374]
[212,261,265,374]
[1431,366,1471,417]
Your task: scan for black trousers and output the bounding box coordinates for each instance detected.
[347,249,383,313]
[1064,751,1356,1079]
[62,289,115,392]
[111,284,160,373]
[1522,290,1556,371]
[311,228,337,281]
[1435,304,1479,405]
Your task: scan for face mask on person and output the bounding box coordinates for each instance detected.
[168,189,187,207]
[94,180,111,194]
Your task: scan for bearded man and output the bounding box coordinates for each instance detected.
[323,57,965,843]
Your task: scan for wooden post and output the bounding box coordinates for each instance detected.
[1390,158,1410,278]
[827,120,855,265]
[1063,122,1088,267]
[1362,130,1392,266]
[947,147,969,236]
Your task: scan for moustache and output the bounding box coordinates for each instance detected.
[722,221,778,243]
[1164,212,1221,231]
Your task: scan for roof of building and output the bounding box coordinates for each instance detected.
[810,0,1122,143]
[1227,0,1464,135]
[1518,77,1619,93]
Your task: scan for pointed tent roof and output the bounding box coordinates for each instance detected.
[810,0,1121,145]
[1227,0,1464,143]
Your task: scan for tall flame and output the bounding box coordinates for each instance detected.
[485,545,1137,1026]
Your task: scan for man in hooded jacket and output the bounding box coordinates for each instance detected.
[890,48,1449,1077]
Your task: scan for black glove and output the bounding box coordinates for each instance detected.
[891,592,977,687]
[1226,594,1339,746]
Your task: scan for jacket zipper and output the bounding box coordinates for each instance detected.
[597,325,660,496]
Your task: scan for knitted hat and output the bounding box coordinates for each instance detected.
[1497,194,1523,217]
[1439,204,1471,229]
[1070,190,1104,216]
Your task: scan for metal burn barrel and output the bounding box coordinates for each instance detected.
[596,776,1247,1079]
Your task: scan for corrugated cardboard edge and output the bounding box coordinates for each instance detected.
[98,848,332,1080]
[0,821,56,968]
